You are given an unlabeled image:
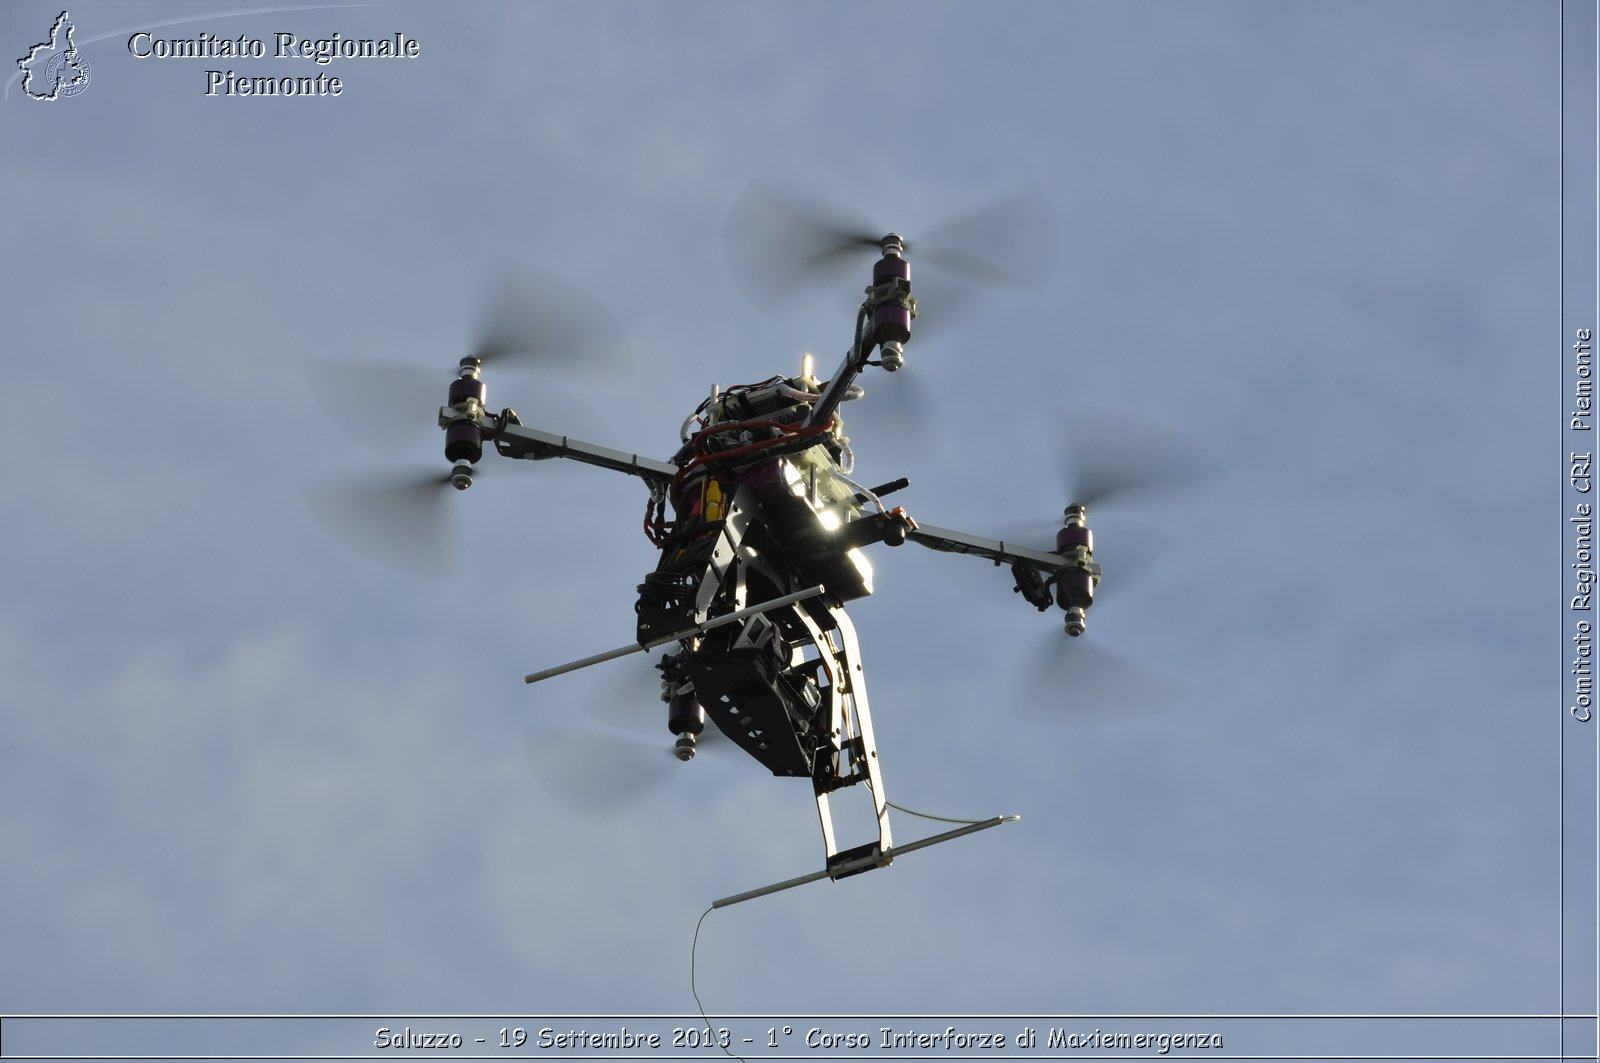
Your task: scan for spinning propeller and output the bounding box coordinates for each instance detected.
[725,184,1059,453]
[305,262,631,575]
[1008,407,1220,723]
[725,183,1058,311]
[525,655,733,818]
[1058,406,1221,512]
[465,260,632,374]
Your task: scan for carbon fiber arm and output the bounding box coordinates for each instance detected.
[494,421,678,486]
[904,523,1064,571]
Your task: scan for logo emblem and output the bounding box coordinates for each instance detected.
[18,11,91,100]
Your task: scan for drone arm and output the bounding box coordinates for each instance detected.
[493,421,677,486]
[908,521,1100,631]
[904,522,1065,571]
[804,242,916,429]
[802,304,872,430]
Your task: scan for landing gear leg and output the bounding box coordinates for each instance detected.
[792,602,892,878]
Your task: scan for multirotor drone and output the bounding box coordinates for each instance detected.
[323,190,1204,905]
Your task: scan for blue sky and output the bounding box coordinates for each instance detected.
[1,0,1585,1057]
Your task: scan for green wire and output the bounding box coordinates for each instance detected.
[690,905,748,1063]
[690,793,996,1060]
[884,799,989,826]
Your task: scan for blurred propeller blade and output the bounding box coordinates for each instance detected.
[725,183,1059,318]
[524,655,730,818]
[307,262,628,450]
[850,365,936,455]
[916,187,1059,289]
[586,654,732,755]
[725,185,882,308]
[1022,636,1192,725]
[470,259,632,374]
[306,355,617,461]
[304,467,460,577]
[303,261,636,573]
[304,360,445,453]
[1060,407,1220,510]
[526,720,679,818]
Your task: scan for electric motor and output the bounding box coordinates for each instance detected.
[668,692,707,761]
[870,250,912,348]
[1055,505,1097,637]
[443,369,486,464]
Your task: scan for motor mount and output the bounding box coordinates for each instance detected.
[660,654,706,761]
[667,692,706,761]
[1054,503,1100,636]
[440,356,486,485]
[869,235,914,353]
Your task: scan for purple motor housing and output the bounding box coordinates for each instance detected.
[870,253,912,347]
[444,375,486,464]
[1055,523,1095,609]
[444,423,482,464]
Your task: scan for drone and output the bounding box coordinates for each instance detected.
[323,190,1202,906]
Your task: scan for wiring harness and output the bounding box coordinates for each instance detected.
[643,374,845,546]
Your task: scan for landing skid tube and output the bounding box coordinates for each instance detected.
[710,813,1020,909]
[521,585,827,685]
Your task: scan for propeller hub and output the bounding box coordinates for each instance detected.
[450,460,473,490]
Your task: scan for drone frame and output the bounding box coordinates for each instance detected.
[500,421,1067,903]
[431,233,1099,903]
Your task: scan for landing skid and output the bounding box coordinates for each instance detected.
[711,813,1020,909]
